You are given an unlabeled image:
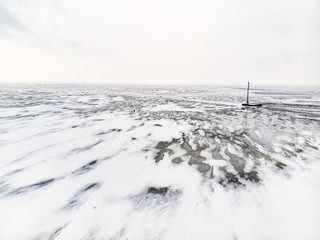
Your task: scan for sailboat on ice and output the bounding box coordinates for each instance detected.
[242,81,262,107]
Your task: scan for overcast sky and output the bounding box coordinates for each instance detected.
[0,0,319,85]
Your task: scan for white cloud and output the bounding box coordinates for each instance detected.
[0,0,319,85]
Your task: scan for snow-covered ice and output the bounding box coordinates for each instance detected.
[0,84,320,239]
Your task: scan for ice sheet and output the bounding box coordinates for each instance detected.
[0,84,320,239]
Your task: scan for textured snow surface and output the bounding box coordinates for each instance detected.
[0,84,320,240]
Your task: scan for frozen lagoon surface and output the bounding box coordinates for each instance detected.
[0,85,320,240]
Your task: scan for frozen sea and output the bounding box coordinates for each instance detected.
[1,84,320,240]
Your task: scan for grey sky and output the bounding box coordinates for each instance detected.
[0,0,319,85]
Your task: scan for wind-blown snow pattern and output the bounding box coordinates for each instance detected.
[0,84,320,240]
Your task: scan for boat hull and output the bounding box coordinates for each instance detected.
[242,103,262,107]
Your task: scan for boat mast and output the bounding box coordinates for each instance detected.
[246,81,250,104]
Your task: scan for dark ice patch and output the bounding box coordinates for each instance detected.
[152,128,266,187]
[84,183,100,191]
[97,128,122,135]
[65,183,100,209]
[219,168,260,187]
[3,168,24,177]
[131,186,182,210]
[240,170,259,183]
[72,160,99,175]
[46,224,68,240]
[111,128,122,132]
[220,172,243,187]
[9,178,55,195]
[154,139,178,163]
[71,140,103,154]
[0,181,9,194]
[147,187,168,195]
[197,163,211,173]
[275,161,286,169]
[96,131,108,135]
[172,157,183,164]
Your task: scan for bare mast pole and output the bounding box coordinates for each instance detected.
[246,81,250,104]
[242,81,262,107]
